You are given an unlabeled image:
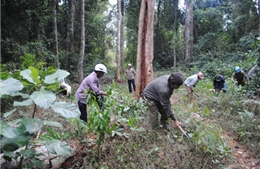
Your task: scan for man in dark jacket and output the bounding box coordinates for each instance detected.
[232,66,248,86]
[143,72,184,130]
[213,74,226,96]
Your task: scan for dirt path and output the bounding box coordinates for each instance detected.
[224,132,260,169]
[170,93,260,169]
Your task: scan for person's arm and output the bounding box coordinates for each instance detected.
[243,72,249,83]
[158,92,178,122]
[213,79,216,89]
[88,78,103,95]
[132,68,136,76]
[60,82,71,96]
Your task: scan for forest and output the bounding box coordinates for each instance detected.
[1,0,260,168]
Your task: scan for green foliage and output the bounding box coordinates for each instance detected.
[86,81,145,146]
[0,58,80,167]
[190,119,231,157]
[67,118,89,139]
[88,96,111,145]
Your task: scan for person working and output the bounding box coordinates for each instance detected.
[184,72,204,103]
[213,74,226,96]
[143,72,184,131]
[232,66,248,86]
[75,64,107,122]
[124,63,136,93]
[58,78,72,96]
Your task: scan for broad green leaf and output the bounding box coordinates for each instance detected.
[20,69,35,84]
[1,135,29,151]
[44,69,70,84]
[29,66,41,84]
[31,158,43,168]
[10,92,30,98]
[30,89,56,109]
[20,149,36,158]
[51,102,81,118]
[0,78,23,97]
[43,120,63,128]
[44,140,71,156]
[14,99,33,107]
[3,108,16,118]
[208,133,216,151]
[21,118,43,134]
[0,121,26,138]
[3,151,19,160]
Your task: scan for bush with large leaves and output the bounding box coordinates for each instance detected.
[0,68,80,168]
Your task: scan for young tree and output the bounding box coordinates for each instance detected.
[135,0,155,100]
[52,0,59,68]
[116,0,123,81]
[185,0,194,66]
[77,0,85,83]
[258,0,260,36]
[66,0,75,71]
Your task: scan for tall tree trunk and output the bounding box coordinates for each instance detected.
[52,0,59,68]
[33,2,40,41]
[120,0,124,77]
[135,0,155,100]
[258,0,260,36]
[66,0,75,71]
[172,1,178,70]
[116,0,122,81]
[77,0,85,83]
[184,0,193,66]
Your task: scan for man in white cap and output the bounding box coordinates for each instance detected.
[184,72,204,103]
[75,64,107,122]
[124,63,136,93]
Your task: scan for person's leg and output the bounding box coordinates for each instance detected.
[128,80,132,92]
[241,81,245,86]
[186,86,193,103]
[223,82,227,93]
[78,101,87,122]
[146,100,159,129]
[157,104,169,130]
[132,79,136,91]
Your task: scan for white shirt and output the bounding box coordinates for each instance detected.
[184,74,199,87]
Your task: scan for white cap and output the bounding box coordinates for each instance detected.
[128,64,132,66]
[95,64,107,73]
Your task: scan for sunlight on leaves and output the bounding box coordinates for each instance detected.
[51,102,81,118]
[30,89,56,109]
[0,78,24,97]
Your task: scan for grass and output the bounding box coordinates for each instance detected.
[2,74,259,169]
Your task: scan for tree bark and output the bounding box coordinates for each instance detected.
[135,0,155,100]
[172,1,178,69]
[77,0,85,83]
[258,0,260,36]
[184,0,193,66]
[116,0,123,81]
[52,0,59,68]
[66,0,75,71]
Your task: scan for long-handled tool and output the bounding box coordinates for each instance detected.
[193,90,199,98]
[177,125,191,142]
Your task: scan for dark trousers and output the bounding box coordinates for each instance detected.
[236,81,245,86]
[96,95,104,111]
[78,101,87,122]
[127,79,136,93]
[78,95,105,122]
